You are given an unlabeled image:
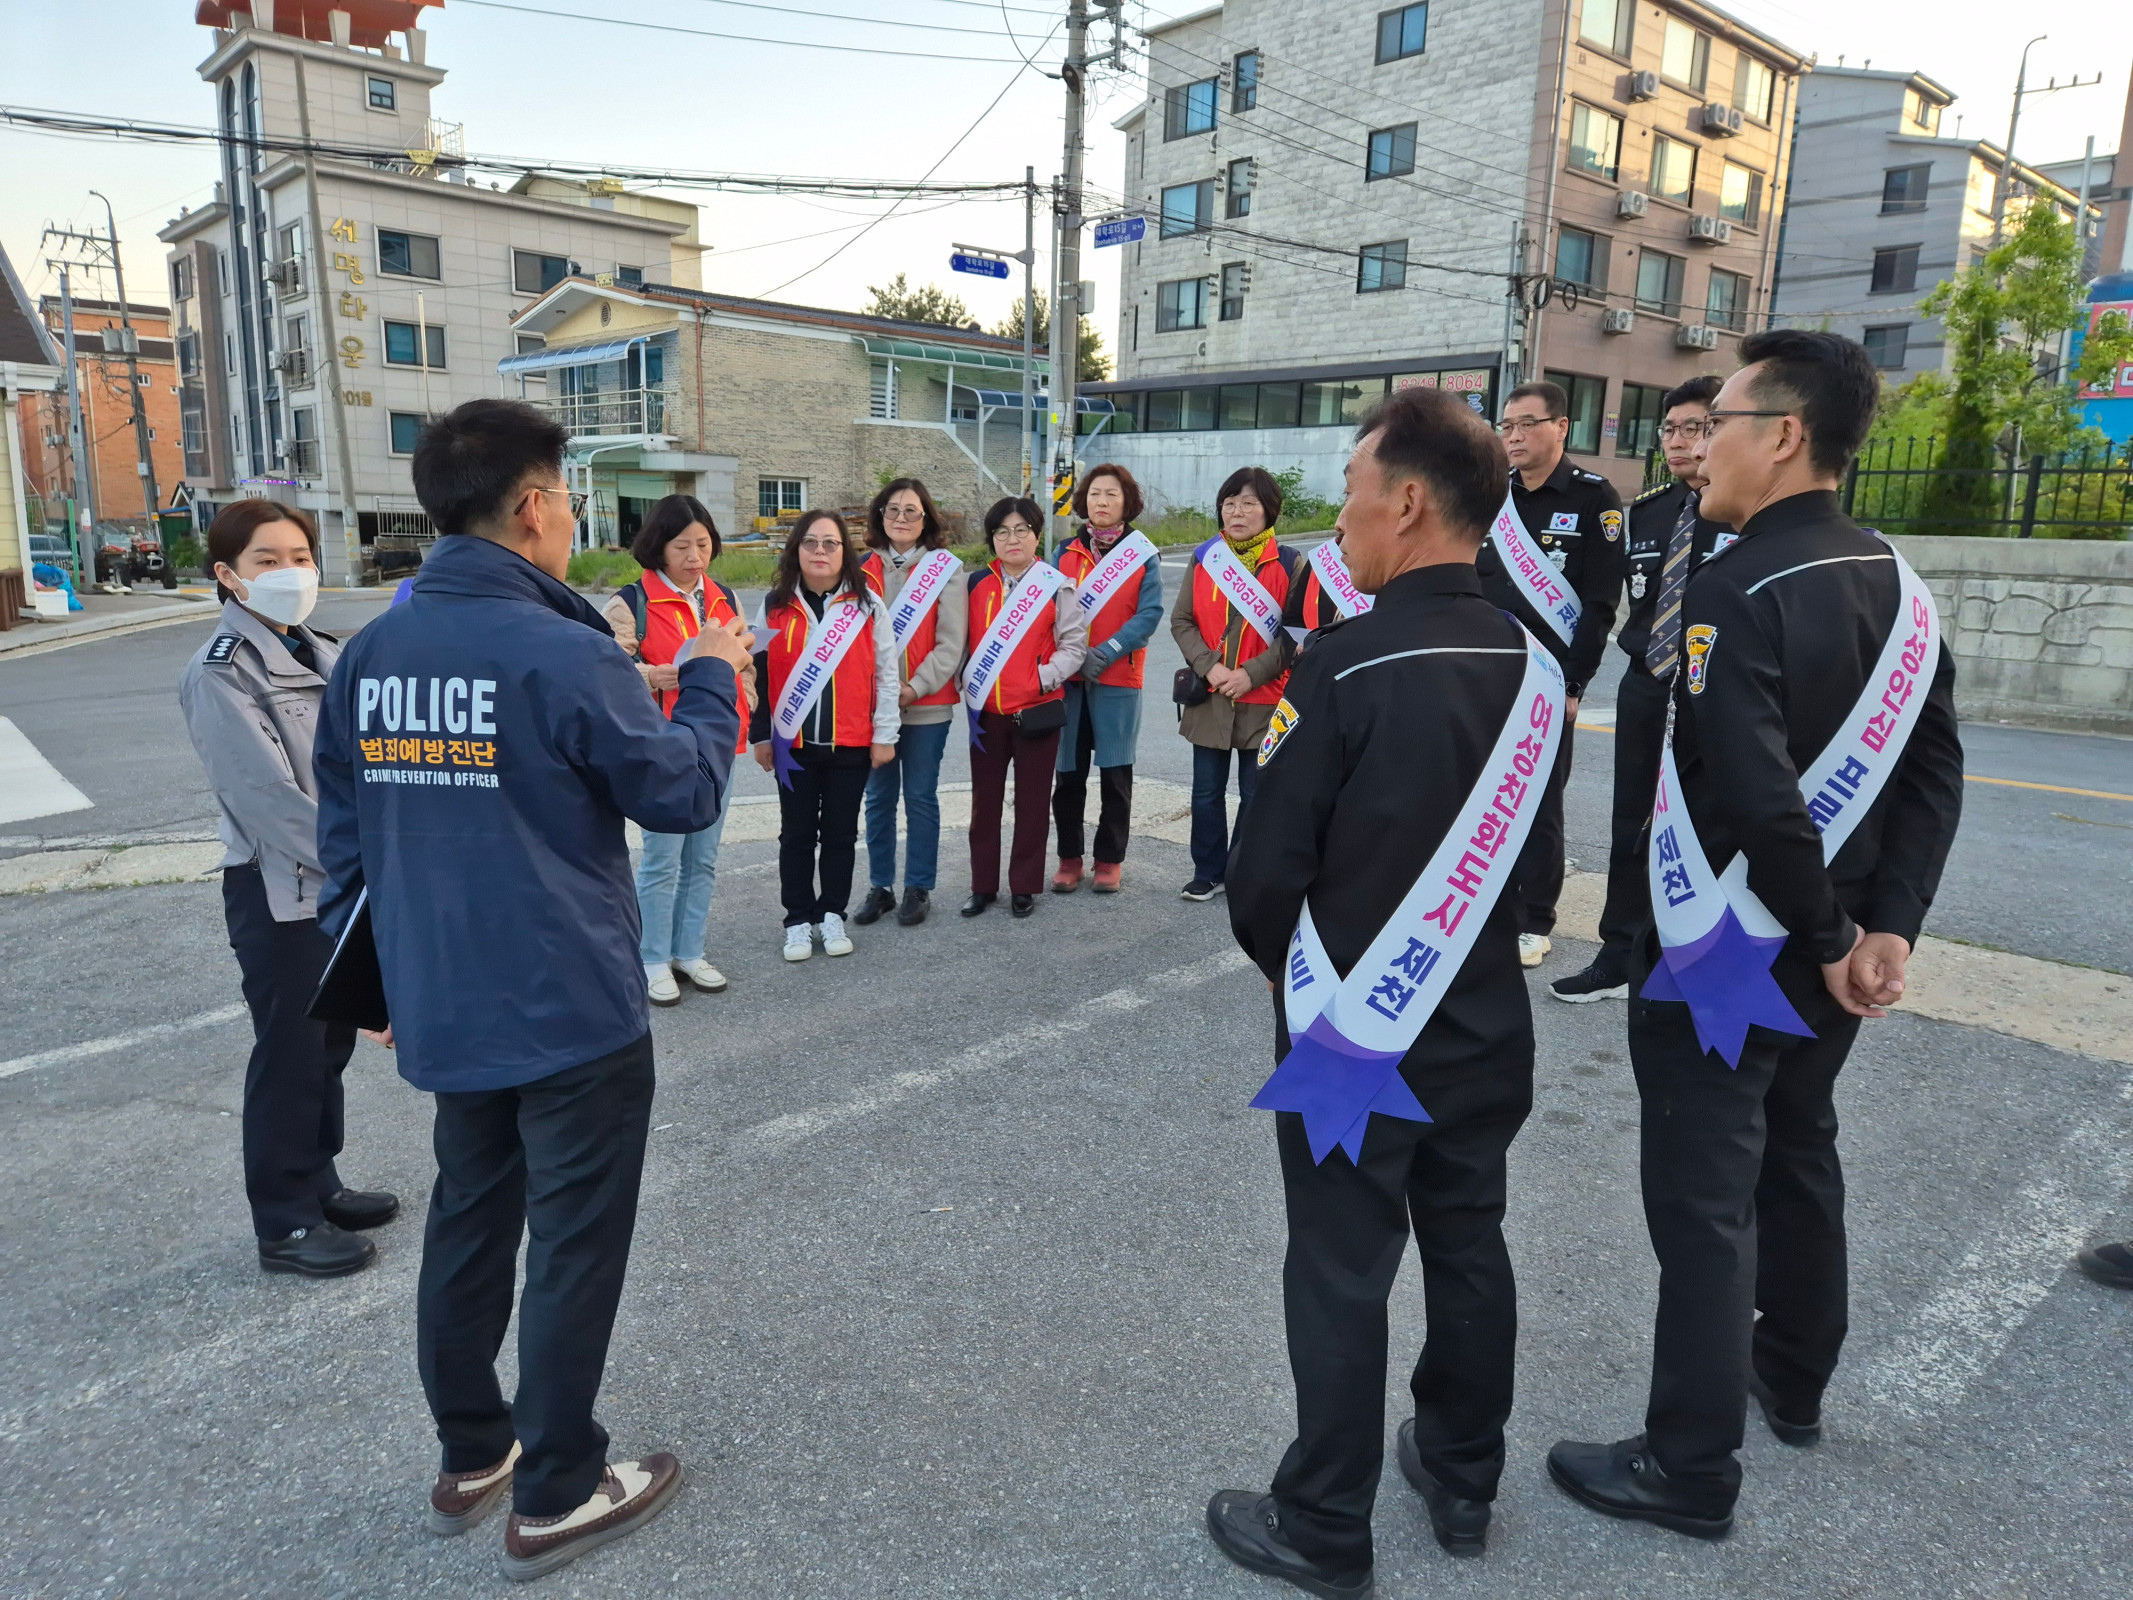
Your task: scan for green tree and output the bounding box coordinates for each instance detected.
[864,272,974,328]
[992,291,1112,384]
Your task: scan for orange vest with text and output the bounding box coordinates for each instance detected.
[630,569,747,754]
[1192,541,1296,707]
[861,548,957,709]
[965,563,1062,716]
[1055,528,1149,689]
[762,590,879,749]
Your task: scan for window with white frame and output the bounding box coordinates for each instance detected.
[758,478,807,518]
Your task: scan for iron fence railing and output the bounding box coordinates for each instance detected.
[1844,436,2133,539]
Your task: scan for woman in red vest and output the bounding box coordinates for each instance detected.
[749,511,900,963]
[853,478,966,930]
[1168,466,1300,902]
[962,497,1087,918]
[1050,463,1164,897]
[606,494,757,1005]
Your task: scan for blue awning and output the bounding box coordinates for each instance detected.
[498,337,642,375]
[970,390,1114,412]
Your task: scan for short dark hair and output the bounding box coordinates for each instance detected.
[1072,463,1144,525]
[206,499,318,602]
[1354,387,1509,545]
[982,496,1046,552]
[766,508,870,612]
[1662,374,1724,414]
[1736,329,1881,477]
[866,477,946,551]
[411,399,570,539]
[630,494,722,570]
[1215,466,1285,529]
[1505,380,1568,419]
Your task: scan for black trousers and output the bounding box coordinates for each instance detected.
[778,746,870,926]
[1629,995,1858,1494]
[1052,691,1132,863]
[221,863,354,1239]
[417,1032,656,1517]
[1596,668,1671,968]
[1270,1060,1533,1570]
[1510,720,1574,935]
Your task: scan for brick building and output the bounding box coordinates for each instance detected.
[2,242,65,628]
[17,298,186,536]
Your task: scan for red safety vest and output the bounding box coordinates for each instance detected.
[1055,528,1149,689]
[966,562,1063,716]
[624,569,747,753]
[1193,542,1296,707]
[861,548,958,709]
[1295,566,1341,635]
[762,590,879,749]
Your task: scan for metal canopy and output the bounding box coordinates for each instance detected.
[970,390,1112,412]
[861,336,1043,375]
[497,337,643,375]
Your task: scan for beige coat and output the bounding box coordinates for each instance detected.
[602,582,759,717]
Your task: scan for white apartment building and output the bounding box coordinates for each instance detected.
[159,6,708,583]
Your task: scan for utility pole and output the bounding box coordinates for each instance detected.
[1990,39,2101,243]
[1046,0,1091,553]
[1022,166,1036,495]
[89,192,161,536]
[55,267,95,589]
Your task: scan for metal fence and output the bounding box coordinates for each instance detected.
[1843,436,2133,539]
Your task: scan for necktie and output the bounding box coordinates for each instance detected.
[1644,491,1699,681]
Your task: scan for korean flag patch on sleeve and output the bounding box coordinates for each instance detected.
[1259,697,1301,766]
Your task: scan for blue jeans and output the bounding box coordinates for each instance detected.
[636,801,729,964]
[1190,742,1261,884]
[863,719,951,892]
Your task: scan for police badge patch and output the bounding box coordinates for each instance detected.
[1684,624,1717,694]
[1600,509,1622,542]
[1259,697,1300,766]
[1630,572,1646,600]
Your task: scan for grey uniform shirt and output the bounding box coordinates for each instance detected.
[178,599,341,921]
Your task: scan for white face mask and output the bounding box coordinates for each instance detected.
[235,566,320,627]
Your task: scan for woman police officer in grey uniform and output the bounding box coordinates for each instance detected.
[178,500,397,1278]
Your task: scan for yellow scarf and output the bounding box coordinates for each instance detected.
[1224,525,1275,572]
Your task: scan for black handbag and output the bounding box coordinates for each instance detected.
[1172,665,1211,708]
[1013,697,1068,735]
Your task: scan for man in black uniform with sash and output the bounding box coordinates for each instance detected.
[1475,381,1628,967]
[1206,388,1546,1596]
[1549,330,1964,1536]
[1552,375,1729,1003]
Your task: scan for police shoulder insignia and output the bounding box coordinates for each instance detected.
[1684,624,1718,695]
[205,634,243,665]
[1259,697,1301,766]
[1599,509,1623,541]
[1574,467,1604,482]
[1631,481,1673,505]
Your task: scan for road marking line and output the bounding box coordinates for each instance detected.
[737,948,1253,1155]
[1965,774,2133,804]
[1859,1073,2133,1421]
[0,716,94,827]
[0,1004,249,1082]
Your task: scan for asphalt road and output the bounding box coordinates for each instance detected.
[1,580,2130,1598]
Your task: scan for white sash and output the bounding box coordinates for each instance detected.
[1487,491,1580,646]
[962,563,1066,710]
[1197,539,1281,644]
[1075,530,1159,620]
[1305,539,1374,619]
[884,547,962,655]
[1282,631,1565,1063]
[767,594,875,743]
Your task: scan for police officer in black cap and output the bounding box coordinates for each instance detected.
[1548,329,1963,1537]
[1551,374,1730,1004]
[1475,380,1627,969]
[1205,386,1547,1597]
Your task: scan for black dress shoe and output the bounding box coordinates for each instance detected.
[1204,1491,1372,1598]
[2076,1240,2133,1289]
[895,887,929,926]
[1546,1436,1733,1539]
[321,1187,400,1230]
[959,893,995,918]
[1748,1374,1822,1446]
[1395,1418,1489,1557]
[259,1220,376,1278]
[852,886,897,926]
[1010,893,1036,918]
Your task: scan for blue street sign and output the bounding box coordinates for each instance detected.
[950,252,1011,279]
[1093,216,1146,248]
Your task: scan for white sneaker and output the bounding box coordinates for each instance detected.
[645,963,682,1006]
[1519,933,1552,968]
[672,958,727,993]
[782,924,813,962]
[818,912,854,957]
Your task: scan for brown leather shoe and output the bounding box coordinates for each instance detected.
[1092,860,1123,893]
[500,1453,684,1582]
[1051,857,1084,893]
[427,1442,520,1536]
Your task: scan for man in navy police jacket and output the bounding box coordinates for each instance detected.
[315,399,749,1578]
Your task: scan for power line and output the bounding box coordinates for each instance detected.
[453,0,1043,63]
[662,0,1028,36]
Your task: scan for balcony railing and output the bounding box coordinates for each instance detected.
[284,438,322,477]
[532,387,672,439]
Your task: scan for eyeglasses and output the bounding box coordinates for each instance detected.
[994,523,1037,539]
[1658,419,1712,442]
[527,485,590,518]
[1703,408,1794,437]
[797,537,844,554]
[1497,416,1563,436]
[881,505,925,521]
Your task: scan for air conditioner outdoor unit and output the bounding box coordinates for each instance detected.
[1687,213,1733,244]
[275,349,311,382]
[1601,307,1636,334]
[1617,190,1650,218]
[1676,324,1721,350]
[263,259,300,290]
[1698,103,1743,137]
[1628,70,1660,101]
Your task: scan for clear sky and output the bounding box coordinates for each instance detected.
[3,0,2128,361]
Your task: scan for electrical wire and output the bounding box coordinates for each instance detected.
[452,0,1042,63]
[661,0,1030,37]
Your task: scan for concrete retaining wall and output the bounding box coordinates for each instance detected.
[1890,535,2133,732]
